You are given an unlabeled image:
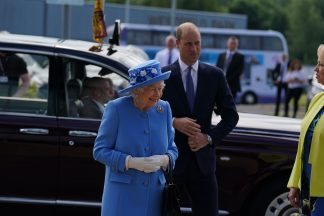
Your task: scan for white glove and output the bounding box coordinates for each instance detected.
[146,155,169,170]
[126,156,161,173]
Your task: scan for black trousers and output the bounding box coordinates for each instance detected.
[285,87,304,118]
[174,157,219,216]
[274,82,287,116]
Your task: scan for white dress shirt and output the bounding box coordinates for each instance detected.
[285,69,306,89]
[154,48,179,67]
[178,58,198,94]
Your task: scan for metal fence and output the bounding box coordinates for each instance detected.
[0,0,247,41]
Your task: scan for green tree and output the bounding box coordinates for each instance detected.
[176,0,227,12]
[286,0,324,64]
[228,0,289,33]
[228,0,261,29]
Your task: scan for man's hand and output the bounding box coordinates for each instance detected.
[173,117,201,136]
[188,133,209,152]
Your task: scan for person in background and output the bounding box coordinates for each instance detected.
[93,60,178,216]
[162,22,239,216]
[79,77,114,119]
[216,36,244,101]
[105,76,118,99]
[0,51,30,97]
[154,35,179,67]
[284,58,306,118]
[287,44,324,216]
[273,53,289,116]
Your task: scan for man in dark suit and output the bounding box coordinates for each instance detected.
[79,77,114,119]
[272,53,289,116]
[162,22,239,216]
[216,36,244,101]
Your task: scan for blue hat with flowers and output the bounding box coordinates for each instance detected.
[119,60,171,94]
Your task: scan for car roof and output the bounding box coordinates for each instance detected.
[0,33,147,70]
[0,33,60,48]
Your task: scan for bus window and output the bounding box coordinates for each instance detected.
[201,34,214,48]
[201,34,228,49]
[239,35,261,50]
[214,35,230,49]
[261,36,284,51]
[127,29,152,45]
[152,31,169,46]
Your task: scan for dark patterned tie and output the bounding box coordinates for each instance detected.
[186,66,195,111]
[224,52,233,73]
[168,50,172,65]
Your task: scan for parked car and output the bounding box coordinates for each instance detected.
[0,32,301,216]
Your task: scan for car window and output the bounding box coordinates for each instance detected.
[0,52,49,115]
[62,58,128,119]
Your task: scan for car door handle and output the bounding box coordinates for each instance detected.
[69,130,97,137]
[20,128,49,135]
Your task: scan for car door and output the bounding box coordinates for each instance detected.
[0,51,59,209]
[55,55,128,212]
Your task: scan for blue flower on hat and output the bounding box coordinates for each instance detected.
[119,60,171,95]
[151,68,158,74]
[140,70,147,76]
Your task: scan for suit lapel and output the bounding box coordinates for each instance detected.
[170,62,185,93]
[170,62,191,111]
[220,53,226,69]
[303,94,324,133]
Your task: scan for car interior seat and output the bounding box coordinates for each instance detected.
[66,78,84,117]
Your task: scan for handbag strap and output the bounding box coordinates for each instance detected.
[164,154,174,184]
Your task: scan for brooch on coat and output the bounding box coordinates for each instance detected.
[156,105,163,113]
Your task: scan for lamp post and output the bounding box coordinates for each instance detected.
[125,0,130,24]
[170,0,176,34]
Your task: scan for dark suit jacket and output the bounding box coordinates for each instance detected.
[272,62,289,84]
[79,97,103,119]
[216,52,244,94]
[162,61,239,176]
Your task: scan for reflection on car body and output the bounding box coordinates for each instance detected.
[0,33,300,216]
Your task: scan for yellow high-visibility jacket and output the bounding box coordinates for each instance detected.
[287,92,324,196]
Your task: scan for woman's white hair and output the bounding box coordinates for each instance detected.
[317,44,324,63]
[130,81,165,98]
[130,87,144,98]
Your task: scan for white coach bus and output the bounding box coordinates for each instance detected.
[109,23,289,104]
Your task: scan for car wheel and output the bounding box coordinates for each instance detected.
[246,175,299,216]
[264,192,299,216]
[241,92,257,104]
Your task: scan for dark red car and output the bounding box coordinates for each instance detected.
[0,32,300,216]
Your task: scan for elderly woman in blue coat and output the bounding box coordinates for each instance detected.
[93,60,178,216]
